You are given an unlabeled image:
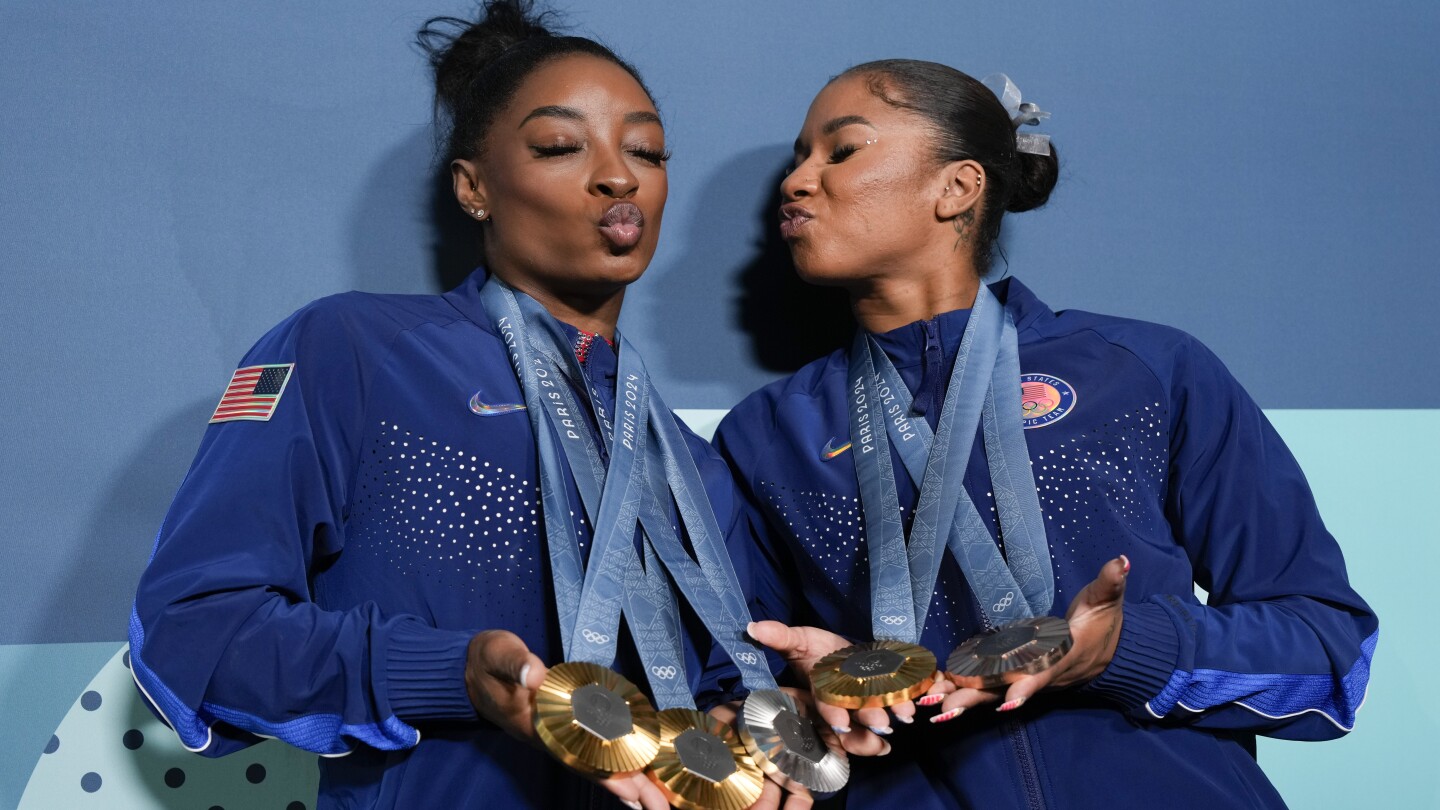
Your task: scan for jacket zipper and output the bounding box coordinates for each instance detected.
[912,318,943,417]
[1006,719,1047,810]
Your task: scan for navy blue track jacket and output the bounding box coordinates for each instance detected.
[129,269,758,809]
[714,277,1377,810]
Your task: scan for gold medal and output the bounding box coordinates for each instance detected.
[735,689,849,797]
[945,616,1072,689]
[810,640,937,710]
[533,661,661,777]
[646,708,765,810]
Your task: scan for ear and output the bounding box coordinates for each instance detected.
[934,160,986,222]
[451,158,488,219]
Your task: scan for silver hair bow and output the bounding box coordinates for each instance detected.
[982,73,1052,157]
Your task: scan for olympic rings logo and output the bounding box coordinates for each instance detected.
[992,592,1015,612]
[650,665,678,679]
[878,615,909,626]
[736,652,760,665]
[581,629,611,644]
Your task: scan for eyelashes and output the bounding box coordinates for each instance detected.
[629,146,672,166]
[531,144,581,158]
[789,141,865,171]
[529,142,671,165]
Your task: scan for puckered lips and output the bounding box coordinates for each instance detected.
[598,202,645,250]
[778,202,813,240]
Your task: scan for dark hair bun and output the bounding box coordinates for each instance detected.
[1005,144,1060,213]
[417,1,557,123]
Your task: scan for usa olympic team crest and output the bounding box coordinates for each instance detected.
[1020,374,1075,429]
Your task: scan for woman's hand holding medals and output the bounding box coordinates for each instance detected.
[747,556,1129,737]
[464,631,672,810]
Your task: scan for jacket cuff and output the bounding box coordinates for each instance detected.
[385,621,477,721]
[1082,601,1180,712]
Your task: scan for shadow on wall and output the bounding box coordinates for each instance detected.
[347,126,479,297]
[642,146,853,402]
[26,400,215,646]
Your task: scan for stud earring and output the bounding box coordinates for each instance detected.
[473,208,487,220]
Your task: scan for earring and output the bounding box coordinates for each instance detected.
[473,208,487,220]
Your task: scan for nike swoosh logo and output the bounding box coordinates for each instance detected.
[470,392,526,416]
[820,437,853,460]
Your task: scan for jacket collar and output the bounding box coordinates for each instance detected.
[443,267,618,382]
[865,276,1049,367]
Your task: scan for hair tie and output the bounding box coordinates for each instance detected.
[982,73,1052,157]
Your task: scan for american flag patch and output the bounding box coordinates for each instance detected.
[209,364,295,423]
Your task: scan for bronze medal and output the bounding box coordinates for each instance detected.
[945,616,1072,689]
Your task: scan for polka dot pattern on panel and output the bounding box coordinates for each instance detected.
[20,644,319,809]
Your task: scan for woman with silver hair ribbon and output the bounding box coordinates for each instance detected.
[716,60,1376,807]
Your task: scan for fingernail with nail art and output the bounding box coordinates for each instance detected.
[868,725,892,736]
[623,801,642,810]
[1120,555,1130,574]
[518,664,531,687]
[831,725,851,734]
[894,713,914,724]
[998,697,1027,712]
[929,708,963,723]
[879,741,893,756]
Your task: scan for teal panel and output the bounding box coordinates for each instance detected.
[1258,411,1438,807]
[0,643,127,810]
[19,646,317,810]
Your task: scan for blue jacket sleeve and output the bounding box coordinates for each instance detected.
[1086,334,1378,740]
[129,300,477,758]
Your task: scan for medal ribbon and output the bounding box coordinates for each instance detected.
[479,279,692,710]
[638,371,780,696]
[849,285,1053,642]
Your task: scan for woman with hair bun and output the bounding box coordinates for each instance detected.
[717,60,1377,808]
[129,3,802,808]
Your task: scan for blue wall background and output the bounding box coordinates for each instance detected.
[2,1,1436,807]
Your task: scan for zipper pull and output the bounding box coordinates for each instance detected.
[912,318,941,416]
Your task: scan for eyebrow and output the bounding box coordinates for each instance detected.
[794,115,878,153]
[519,105,583,127]
[518,105,663,128]
[822,115,874,135]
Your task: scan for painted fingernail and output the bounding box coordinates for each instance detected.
[518,663,531,687]
[831,724,851,734]
[868,725,892,736]
[917,694,944,707]
[879,741,893,756]
[623,801,643,810]
[930,708,963,723]
[998,697,1027,712]
[1120,554,1131,574]
[894,713,914,724]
